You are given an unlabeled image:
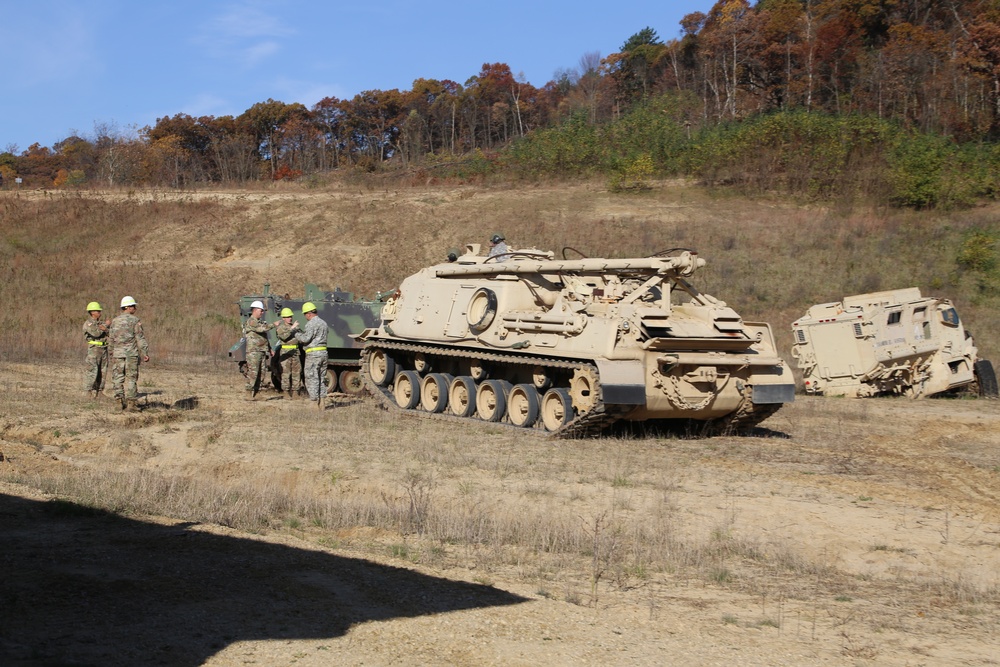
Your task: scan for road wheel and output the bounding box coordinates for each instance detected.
[339,369,364,396]
[531,366,552,391]
[449,376,477,417]
[975,359,998,398]
[476,379,511,422]
[368,348,396,387]
[393,370,421,409]
[420,373,452,413]
[541,388,573,432]
[326,367,338,392]
[469,360,489,382]
[413,353,431,373]
[508,384,540,428]
[570,368,598,412]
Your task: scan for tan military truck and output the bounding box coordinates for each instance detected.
[358,245,795,437]
[790,288,997,398]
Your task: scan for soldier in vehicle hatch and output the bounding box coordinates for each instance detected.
[487,233,508,258]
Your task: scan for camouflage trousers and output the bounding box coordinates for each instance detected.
[304,352,328,401]
[278,351,301,392]
[84,346,108,391]
[245,346,268,393]
[112,356,140,400]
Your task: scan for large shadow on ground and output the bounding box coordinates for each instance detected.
[0,493,527,666]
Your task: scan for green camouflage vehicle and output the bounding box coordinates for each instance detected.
[228,283,391,394]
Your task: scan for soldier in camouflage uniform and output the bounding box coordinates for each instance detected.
[109,296,150,412]
[274,307,301,399]
[83,301,110,398]
[294,301,329,409]
[244,300,277,399]
[487,233,509,258]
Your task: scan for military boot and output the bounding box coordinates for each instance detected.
[287,389,294,400]
[117,396,126,411]
[125,399,140,413]
[317,397,324,410]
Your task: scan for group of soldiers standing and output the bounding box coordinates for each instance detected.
[83,296,330,411]
[242,300,330,409]
[82,296,150,412]
[83,233,508,412]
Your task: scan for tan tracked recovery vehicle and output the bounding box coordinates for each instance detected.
[357,245,794,437]
[791,288,998,398]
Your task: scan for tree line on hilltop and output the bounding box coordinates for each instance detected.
[2,0,1000,207]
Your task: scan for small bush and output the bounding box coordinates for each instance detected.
[957,231,997,273]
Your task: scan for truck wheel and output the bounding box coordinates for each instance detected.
[508,384,540,427]
[477,379,511,422]
[449,376,477,417]
[339,370,364,396]
[975,360,998,398]
[393,370,421,409]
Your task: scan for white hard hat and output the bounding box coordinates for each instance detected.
[250,300,265,310]
[120,296,137,308]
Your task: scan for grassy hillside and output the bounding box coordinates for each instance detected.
[2,182,997,368]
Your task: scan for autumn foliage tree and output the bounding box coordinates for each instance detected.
[4,0,1000,206]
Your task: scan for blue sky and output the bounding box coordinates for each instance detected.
[1,0,710,152]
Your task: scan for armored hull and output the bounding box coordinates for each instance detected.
[359,246,794,437]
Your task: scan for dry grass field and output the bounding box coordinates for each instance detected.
[1,181,999,665]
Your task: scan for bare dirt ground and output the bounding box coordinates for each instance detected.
[1,360,998,666]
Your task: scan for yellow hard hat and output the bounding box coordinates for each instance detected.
[86,301,102,312]
[280,307,294,317]
[302,302,317,314]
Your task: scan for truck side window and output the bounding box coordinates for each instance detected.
[940,308,960,327]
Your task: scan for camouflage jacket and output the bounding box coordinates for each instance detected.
[243,316,274,352]
[83,318,109,345]
[109,312,149,359]
[275,321,299,348]
[294,316,329,354]
[488,241,509,257]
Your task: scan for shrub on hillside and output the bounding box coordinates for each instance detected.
[608,154,654,192]
[684,111,896,198]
